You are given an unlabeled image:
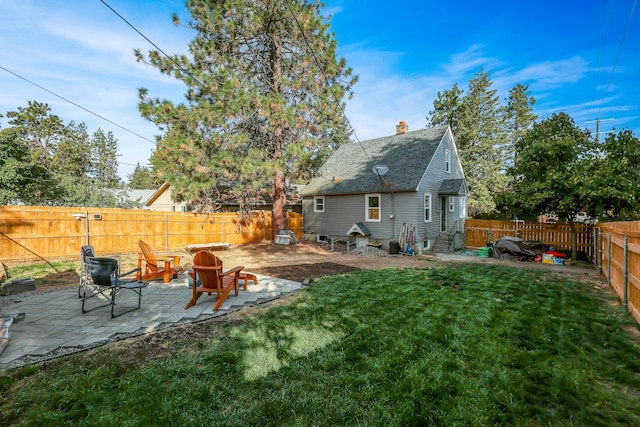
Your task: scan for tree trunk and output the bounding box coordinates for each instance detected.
[272,168,288,240]
[268,26,288,240]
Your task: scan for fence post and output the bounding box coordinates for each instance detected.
[592,227,597,268]
[607,234,612,287]
[596,227,602,274]
[624,235,629,309]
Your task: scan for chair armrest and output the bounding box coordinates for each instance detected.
[158,254,182,263]
[221,266,244,276]
[120,267,142,278]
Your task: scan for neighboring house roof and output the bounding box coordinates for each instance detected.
[111,188,157,206]
[144,181,172,207]
[438,178,467,196]
[145,181,302,209]
[300,125,450,196]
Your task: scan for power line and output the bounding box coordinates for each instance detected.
[99,0,261,134]
[283,0,393,185]
[597,0,637,117]
[593,0,614,99]
[0,65,156,145]
[98,0,204,87]
[283,0,361,145]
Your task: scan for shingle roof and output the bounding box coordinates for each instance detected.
[301,125,449,196]
[346,222,371,236]
[438,179,467,195]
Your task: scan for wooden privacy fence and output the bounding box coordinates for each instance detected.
[0,206,302,263]
[465,219,596,260]
[600,222,640,325]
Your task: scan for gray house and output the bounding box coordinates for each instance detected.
[300,122,468,255]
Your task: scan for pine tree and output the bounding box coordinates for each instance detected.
[504,83,537,171]
[457,71,507,216]
[4,102,123,207]
[136,0,356,236]
[128,163,160,189]
[6,101,65,167]
[426,83,464,135]
[90,129,121,189]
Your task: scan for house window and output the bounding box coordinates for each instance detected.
[424,193,432,222]
[171,206,176,212]
[449,197,455,212]
[445,149,451,173]
[314,196,325,212]
[460,198,467,218]
[365,194,381,222]
[180,205,187,212]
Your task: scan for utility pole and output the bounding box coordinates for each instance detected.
[584,117,615,143]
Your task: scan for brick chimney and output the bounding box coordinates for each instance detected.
[396,121,408,135]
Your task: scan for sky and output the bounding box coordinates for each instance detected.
[1,0,638,181]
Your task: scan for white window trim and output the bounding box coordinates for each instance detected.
[313,196,325,213]
[448,197,455,212]
[460,197,467,218]
[424,193,432,223]
[365,193,381,222]
[445,149,451,173]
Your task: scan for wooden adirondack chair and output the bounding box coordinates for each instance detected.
[185,250,244,311]
[137,240,184,283]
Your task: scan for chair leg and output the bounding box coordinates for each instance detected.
[213,285,235,311]
[111,283,147,318]
[81,285,114,314]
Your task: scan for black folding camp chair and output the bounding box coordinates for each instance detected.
[81,257,148,318]
[78,245,95,298]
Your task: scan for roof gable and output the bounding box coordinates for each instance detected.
[301,125,449,196]
[438,179,467,195]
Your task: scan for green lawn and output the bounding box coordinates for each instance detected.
[2,264,640,426]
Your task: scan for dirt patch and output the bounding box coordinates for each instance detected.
[183,241,438,282]
[251,262,362,283]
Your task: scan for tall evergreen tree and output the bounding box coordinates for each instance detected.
[50,121,92,178]
[457,70,507,217]
[428,72,519,217]
[90,129,121,189]
[426,83,464,135]
[128,163,160,189]
[136,0,356,235]
[6,101,65,167]
[4,102,123,207]
[504,83,537,171]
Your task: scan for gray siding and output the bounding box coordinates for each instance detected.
[417,129,466,235]
[303,193,398,240]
